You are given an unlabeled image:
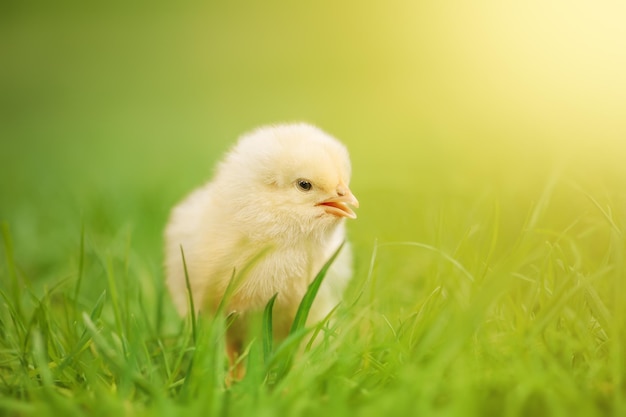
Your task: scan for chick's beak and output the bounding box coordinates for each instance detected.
[317,187,359,219]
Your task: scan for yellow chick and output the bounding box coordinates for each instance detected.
[164,123,358,359]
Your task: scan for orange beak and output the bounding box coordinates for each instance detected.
[317,188,359,219]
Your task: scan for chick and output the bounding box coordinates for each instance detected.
[164,123,358,359]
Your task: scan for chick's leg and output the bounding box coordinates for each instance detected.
[225,337,245,385]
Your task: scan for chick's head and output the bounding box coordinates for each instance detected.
[215,123,358,236]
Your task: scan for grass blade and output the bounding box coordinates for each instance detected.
[289,242,344,335]
[73,222,86,303]
[270,243,344,381]
[180,245,197,344]
[262,293,278,365]
[1,223,22,318]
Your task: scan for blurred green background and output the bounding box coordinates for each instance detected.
[2,0,626,285]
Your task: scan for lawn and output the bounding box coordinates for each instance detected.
[1,2,626,416]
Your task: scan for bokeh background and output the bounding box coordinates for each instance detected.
[2,0,626,286]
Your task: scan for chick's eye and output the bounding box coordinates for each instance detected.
[296,179,312,192]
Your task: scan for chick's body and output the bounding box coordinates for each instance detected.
[164,123,358,340]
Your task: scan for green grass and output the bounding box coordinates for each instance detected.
[1,168,625,416]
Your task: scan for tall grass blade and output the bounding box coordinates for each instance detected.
[289,242,344,336]
[105,255,125,355]
[270,243,344,380]
[180,245,197,344]
[262,293,278,365]
[1,223,22,318]
[73,223,86,303]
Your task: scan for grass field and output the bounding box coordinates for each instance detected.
[2,2,626,416]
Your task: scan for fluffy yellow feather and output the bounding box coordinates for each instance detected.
[164,123,358,361]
